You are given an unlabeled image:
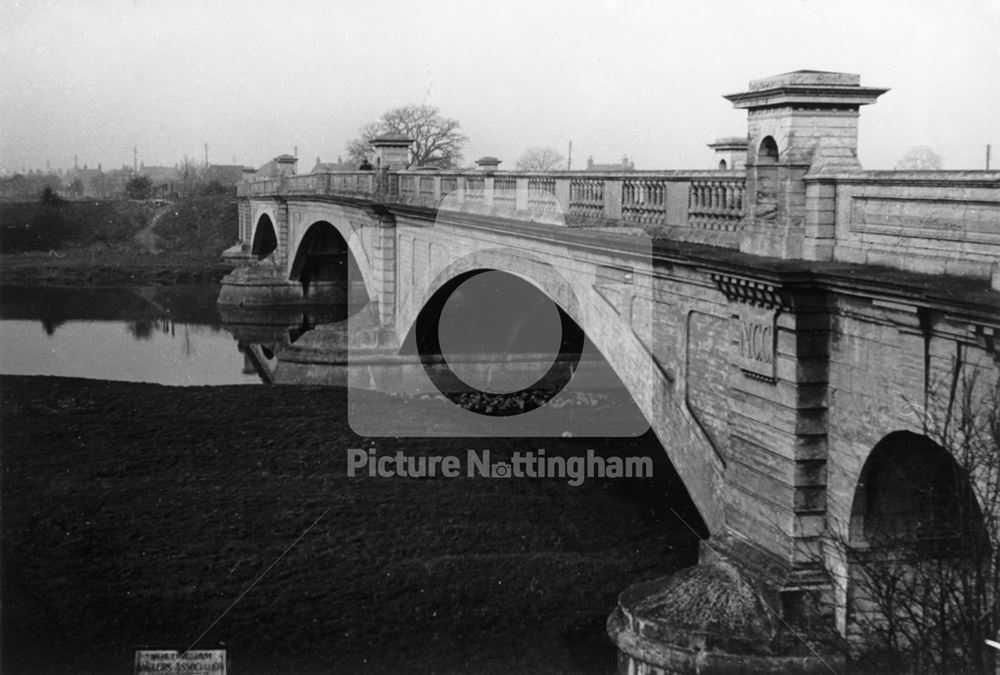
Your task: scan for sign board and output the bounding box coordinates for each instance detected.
[734,306,777,382]
[134,649,226,675]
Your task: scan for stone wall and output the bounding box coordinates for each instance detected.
[822,292,999,631]
[803,171,1000,281]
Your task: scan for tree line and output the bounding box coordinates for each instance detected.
[0,156,234,203]
[344,104,565,171]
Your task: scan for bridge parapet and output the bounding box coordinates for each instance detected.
[240,168,748,245]
[803,170,1000,279]
[238,164,1000,283]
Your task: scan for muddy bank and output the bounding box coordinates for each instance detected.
[0,375,700,674]
[0,249,234,286]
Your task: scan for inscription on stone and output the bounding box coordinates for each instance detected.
[734,306,777,382]
[134,650,226,675]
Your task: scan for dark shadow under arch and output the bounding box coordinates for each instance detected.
[850,430,985,554]
[251,214,278,259]
[288,221,366,303]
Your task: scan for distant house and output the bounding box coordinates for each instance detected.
[67,165,107,198]
[138,164,181,199]
[585,155,636,172]
[310,156,355,173]
[204,164,245,187]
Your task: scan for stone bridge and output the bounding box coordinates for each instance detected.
[220,70,1000,670]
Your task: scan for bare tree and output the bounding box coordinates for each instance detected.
[176,155,203,198]
[838,364,999,673]
[346,104,466,169]
[515,146,565,171]
[895,146,944,170]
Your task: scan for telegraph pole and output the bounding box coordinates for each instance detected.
[567,140,573,171]
[987,144,992,170]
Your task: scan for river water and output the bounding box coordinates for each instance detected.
[0,284,262,385]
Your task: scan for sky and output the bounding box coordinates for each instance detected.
[1,0,998,174]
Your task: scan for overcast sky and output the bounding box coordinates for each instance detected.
[1,0,998,174]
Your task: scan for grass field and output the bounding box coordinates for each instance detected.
[0,196,238,286]
[1,375,702,674]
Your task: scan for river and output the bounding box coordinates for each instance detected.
[0,284,262,385]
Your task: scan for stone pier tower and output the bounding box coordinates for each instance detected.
[725,70,887,259]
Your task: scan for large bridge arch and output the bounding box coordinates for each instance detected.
[394,247,726,533]
[287,220,370,305]
[286,205,381,305]
[396,249,583,344]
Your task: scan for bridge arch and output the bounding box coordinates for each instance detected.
[849,430,984,551]
[395,247,717,533]
[396,248,585,347]
[397,249,586,361]
[287,220,367,301]
[287,216,377,306]
[405,267,587,411]
[250,214,278,259]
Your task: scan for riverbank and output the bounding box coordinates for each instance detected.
[0,195,238,286]
[0,249,234,286]
[0,375,701,674]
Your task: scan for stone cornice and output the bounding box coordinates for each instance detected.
[709,273,792,311]
[803,171,1000,188]
[725,85,888,110]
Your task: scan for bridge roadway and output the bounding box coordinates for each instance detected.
[220,70,1000,669]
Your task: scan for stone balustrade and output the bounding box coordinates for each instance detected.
[240,169,746,233]
[237,167,999,282]
[569,177,604,218]
[493,175,518,210]
[688,179,745,231]
[622,177,670,225]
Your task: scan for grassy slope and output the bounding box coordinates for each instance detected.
[1,376,701,675]
[0,196,238,285]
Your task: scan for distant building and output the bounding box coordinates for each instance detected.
[585,155,635,172]
[138,164,181,198]
[310,156,355,173]
[67,165,107,198]
[204,164,245,187]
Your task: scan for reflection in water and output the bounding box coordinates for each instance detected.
[0,319,260,386]
[41,317,62,336]
[216,301,356,384]
[0,284,260,386]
